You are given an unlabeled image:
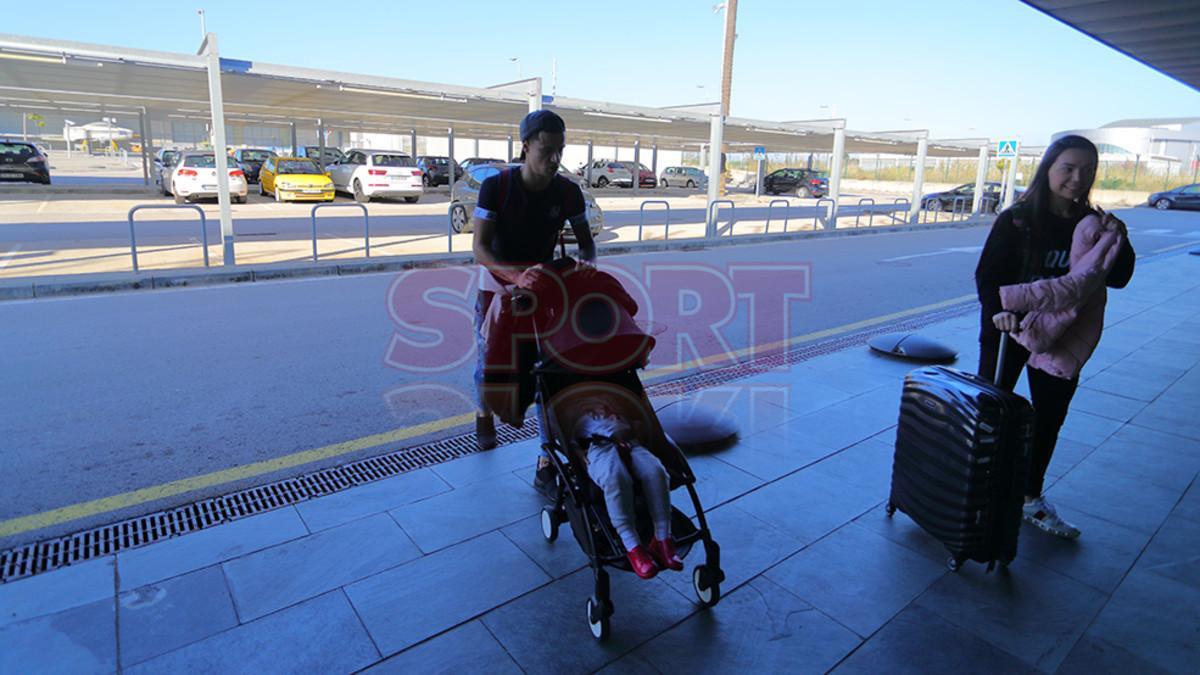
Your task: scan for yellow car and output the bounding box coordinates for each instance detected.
[259,156,335,202]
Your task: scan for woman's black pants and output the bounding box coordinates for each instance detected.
[979,334,1079,498]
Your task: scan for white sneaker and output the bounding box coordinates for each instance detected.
[1023,497,1081,539]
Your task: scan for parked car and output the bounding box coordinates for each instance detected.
[763,168,828,198]
[460,157,506,171]
[0,140,50,184]
[416,156,463,187]
[164,151,248,204]
[259,156,334,202]
[328,149,423,203]
[922,182,1023,214]
[231,148,276,184]
[577,159,633,188]
[152,148,183,186]
[301,146,346,166]
[1147,183,1200,210]
[659,166,707,189]
[622,162,657,188]
[449,163,604,238]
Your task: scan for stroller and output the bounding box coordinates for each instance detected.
[493,257,724,641]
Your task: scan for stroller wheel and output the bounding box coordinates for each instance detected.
[586,598,610,641]
[540,506,559,542]
[692,565,722,608]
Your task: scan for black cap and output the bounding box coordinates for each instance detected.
[520,110,565,142]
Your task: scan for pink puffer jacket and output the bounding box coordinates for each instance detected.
[999,214,1125,380]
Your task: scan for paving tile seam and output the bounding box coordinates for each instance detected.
[339,587,385,666]
[475,619,529,675]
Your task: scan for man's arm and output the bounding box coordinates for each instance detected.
[472,215,524,286]
[569,217,596,264]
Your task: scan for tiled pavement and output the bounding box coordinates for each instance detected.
[2,252,1198,673]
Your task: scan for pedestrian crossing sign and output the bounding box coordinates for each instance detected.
[997,140,1019,158]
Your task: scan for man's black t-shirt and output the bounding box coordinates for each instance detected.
[474,167,587,266]
[974,203,1135,341]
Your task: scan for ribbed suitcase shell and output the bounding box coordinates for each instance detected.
[889,365,1033,570]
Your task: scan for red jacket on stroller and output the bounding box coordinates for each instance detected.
[480,259,656,427]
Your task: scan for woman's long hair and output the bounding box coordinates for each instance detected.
[1015,134,1099,228]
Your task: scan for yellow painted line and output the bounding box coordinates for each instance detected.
[0,412,474,538]
[0,294,978,538]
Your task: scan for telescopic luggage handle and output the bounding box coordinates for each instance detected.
[995,331,1010,387]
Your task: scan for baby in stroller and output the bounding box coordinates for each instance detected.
[570,390,684,579]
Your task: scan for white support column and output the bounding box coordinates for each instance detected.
[651,144,658,183]
[507,135,514,162]
[473,138,479,157]
[410,129,417,157]
[755,157,764,197]
[585,140,593,186]
[1002,153,1018,210]
[290,122,298,157]
[828,126,846,228]
[202,32,235,266]
[528,78,543,113]
[908,134,928,224]
[632,140,641,196]
[706,114,724,238]
[972,144,989,214]
[447,127,455,187]
[317,118,325,170]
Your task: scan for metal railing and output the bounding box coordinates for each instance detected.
[892,198,911,225]
[708,199,735,237]
[127,204,209,273]
[951,195,970,221]
[311,203,369,261]
[638,200,671,241]
[816,198,836,229]
[765,199,791,233]
[854,197,876,228]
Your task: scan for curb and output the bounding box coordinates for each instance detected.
[0,217,991,302]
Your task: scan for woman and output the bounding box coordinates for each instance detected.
[974,135,1135,539]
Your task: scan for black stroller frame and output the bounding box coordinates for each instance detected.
[512,260,725,641]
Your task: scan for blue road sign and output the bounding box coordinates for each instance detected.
[997,140,1019,158]
[753,146,766,160]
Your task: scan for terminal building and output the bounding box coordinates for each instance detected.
[1053,117,1200,177]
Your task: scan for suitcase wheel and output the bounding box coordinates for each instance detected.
[947,556,963,573]
[885,501,896,518]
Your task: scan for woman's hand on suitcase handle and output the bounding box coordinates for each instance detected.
[992,311,1021,333]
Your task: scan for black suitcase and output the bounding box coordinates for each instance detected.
[886,337,1033,571]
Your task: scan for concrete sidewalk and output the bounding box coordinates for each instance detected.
[2,251,1197,674]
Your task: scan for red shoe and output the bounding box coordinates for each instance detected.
[626,545,659,580]
[649,537,684,571]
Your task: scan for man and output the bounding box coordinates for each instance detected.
[471,109,597,494]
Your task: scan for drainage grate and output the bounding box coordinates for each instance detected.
[0,299,976,584]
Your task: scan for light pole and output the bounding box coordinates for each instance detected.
[197,9,206,38]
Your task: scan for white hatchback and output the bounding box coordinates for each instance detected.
[167,152,248,204]
[328,149,423,203]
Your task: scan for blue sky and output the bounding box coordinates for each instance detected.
[6,0,1198,144]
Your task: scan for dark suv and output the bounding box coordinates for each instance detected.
[0,140,51,184]
[416,156,464,187]
[763,168,828,197]
[232,148,276,183]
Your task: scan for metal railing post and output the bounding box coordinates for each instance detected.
[952,195,969,222]
[310,203,370,262]
[815,197,835,230]
[765,199,790,233]
[891,198,910,225]
[707,199,735,237]
[447,203,456,253]
[855,197,876,228]
[127,204,210,273]
[637,199,671,241]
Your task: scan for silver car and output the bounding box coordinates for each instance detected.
[449,163,604,238]
[577,159,633,188]
[659,166,707,190]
